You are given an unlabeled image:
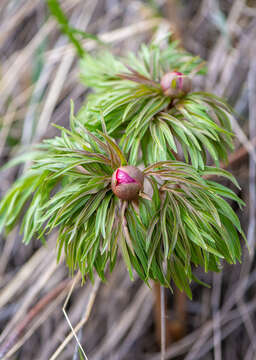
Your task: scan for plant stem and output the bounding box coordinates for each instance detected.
[160,286,166,360]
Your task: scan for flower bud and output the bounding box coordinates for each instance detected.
[160,71,191,97]
[111,166,144,200]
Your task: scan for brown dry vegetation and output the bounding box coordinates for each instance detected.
[0,1,256,359]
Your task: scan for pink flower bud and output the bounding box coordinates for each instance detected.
[111,166,144,200]
[160,71,191,97]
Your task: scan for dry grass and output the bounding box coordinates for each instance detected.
[0,1,256,359]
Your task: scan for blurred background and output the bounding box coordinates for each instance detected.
[0,0,256,359]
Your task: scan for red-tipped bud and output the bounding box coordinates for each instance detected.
[160,71,191,97]
[111,166,144,200]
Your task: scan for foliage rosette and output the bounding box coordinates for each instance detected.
[0,106,245,298]
[78,40,234,168]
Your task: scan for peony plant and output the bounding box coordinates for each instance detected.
[0,37,246,299]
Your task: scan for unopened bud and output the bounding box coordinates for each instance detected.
[160,71,191,97]
[111,166,144,200]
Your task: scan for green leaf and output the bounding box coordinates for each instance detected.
[120,229,134,280]
[47,0,85,57]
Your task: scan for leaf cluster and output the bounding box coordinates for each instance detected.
[78,42,233,168]
[0,109,245,296]
[0,40,246,295]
